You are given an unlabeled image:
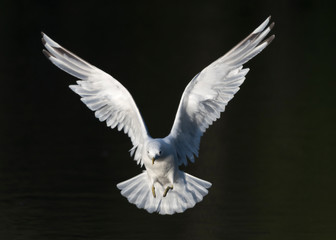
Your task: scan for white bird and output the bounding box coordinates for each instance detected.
[42,16,274,215]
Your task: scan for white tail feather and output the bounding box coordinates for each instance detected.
[117,171,211,215]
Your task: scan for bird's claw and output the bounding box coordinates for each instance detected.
[163,185,173,197]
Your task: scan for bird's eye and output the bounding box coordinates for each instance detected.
[159,151,162,155]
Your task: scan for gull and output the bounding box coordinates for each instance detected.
[42,16,274,215]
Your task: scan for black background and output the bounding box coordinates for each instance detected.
[0,0,335,239]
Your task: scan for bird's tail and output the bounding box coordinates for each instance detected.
[117,171,211,215]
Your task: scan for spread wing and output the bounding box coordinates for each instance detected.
[42,33,148,166]
[169,16,275,166]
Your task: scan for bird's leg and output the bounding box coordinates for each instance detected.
[163,185,173,197]
[152,185,156,198]
[163,169,175,197]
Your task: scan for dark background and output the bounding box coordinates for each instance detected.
[0,0,335,239]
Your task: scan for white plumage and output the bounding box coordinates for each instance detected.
[42,16,274,215]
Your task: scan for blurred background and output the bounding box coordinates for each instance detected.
[0,0,335,239]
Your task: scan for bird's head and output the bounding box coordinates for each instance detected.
[146,140,163,165]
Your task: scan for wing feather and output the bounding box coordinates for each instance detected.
[169,17,275,166]
[42,33,149,166]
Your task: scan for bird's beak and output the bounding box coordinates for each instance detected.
[152,157,155,165]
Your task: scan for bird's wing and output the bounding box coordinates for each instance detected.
[42,33,148,166]
[168,17,275,166]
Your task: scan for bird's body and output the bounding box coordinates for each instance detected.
[144,138,176,192]
[42,16,274,215]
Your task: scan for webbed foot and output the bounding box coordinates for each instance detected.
[163,185,173,197]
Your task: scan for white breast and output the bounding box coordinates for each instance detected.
[144,154,175,178]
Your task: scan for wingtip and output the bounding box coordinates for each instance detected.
[41,37,46,45]
[42,49,51,59]
[41,32,47,46]
[40,32,60,48]
[253,16,272,34]
[266,34,275,45]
